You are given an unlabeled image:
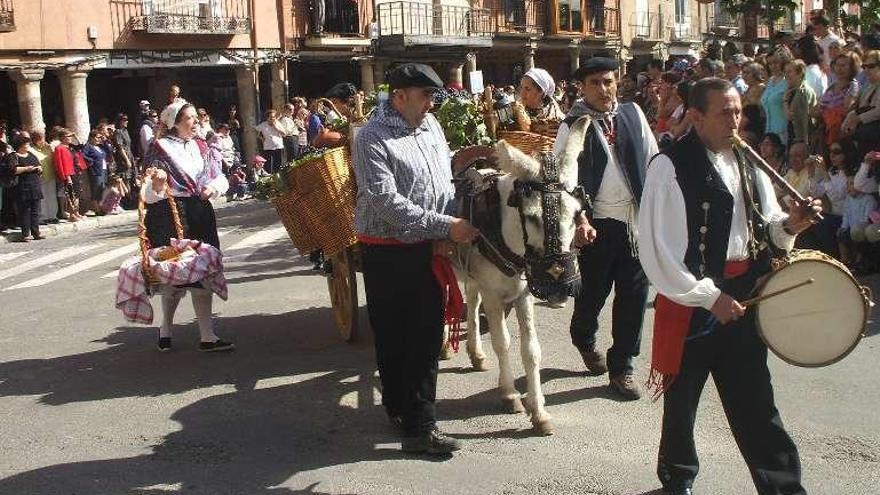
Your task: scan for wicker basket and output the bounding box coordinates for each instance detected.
[497,130,556,156]
[271,146,358,257]
[138,188,185,286]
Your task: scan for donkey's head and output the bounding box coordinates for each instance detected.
[494,140,586,305]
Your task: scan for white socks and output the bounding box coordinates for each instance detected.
[159,290,184,338]
[191,289,219,343]
[157,289,217,343]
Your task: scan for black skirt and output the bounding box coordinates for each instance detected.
[145,195,220,249]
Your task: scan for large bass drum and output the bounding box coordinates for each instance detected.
[755,250,872,367]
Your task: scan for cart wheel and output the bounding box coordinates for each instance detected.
[327,248,358,342]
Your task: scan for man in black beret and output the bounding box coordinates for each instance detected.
[556,57,658,400]
[352,62,478,455]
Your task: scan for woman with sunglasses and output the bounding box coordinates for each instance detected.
[812,141,855,256]
[843,50,880,158]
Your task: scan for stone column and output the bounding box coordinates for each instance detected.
[448,62,464,87]
[360,59,375,92]
[235,64,259,163]
[373,60,387,86]
[269,60,287,112]
[569,44,582,75]
[58,68,91,143]
[10,69,46,134]
[524,45,536,71]
[464,53,477,92]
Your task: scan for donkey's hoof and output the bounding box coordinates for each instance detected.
[439,343,454,361]
[469,355,490,371]
[502,396,525,414]
[531,418,555,436]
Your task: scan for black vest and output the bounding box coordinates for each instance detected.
[564,108,645,215]
[663,130,776,286]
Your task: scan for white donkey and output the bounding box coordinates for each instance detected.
[452,128,586,436]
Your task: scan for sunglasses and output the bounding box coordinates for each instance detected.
[863,63,879,69]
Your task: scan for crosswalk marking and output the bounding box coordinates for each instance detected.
[0,252,29,264]
[99,230,233,279]
[3,242,139,291]
[0,244,103,283]
[225,226,288,252]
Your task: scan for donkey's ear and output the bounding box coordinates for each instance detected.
[557,116,590,190]
[495,140,541,181]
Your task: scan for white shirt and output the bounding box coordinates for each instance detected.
[139,122,155,158]
[814,170,848,216]
[842,193,877,230]
[806,64,829,98]
[854,160,879,195]
[552,118,642,225]
[255,121,285,150]
[638,148,795,310]
[278,115,298,137]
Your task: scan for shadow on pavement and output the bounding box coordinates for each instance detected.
[0,309,411,494]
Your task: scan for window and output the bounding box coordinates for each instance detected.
[558,0,583,32]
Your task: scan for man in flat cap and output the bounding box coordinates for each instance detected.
[555,57,658,399]
[352,62,479,455]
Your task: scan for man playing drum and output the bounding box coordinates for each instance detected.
[638,78,821,495]
[352,63,479,456]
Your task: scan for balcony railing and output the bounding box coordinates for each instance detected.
[589,5,619,37]
[129,0,251,35]
[670,15,700,41]
[309,0,370,37]
[630,11,665,40]
[490,0,545,35]
[0,0,14,32]
[378,1,492,38]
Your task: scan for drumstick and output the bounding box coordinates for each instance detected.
[730,135,824,221]
[741,278,814,307]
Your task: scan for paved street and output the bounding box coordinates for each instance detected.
[0,201,878,495]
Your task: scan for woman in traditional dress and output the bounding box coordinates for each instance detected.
[143,99,233,353]
[510,68,566,137]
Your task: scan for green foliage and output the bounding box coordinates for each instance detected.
[843,0,879,32]
[434,97,492,151]
[720,0,798,27]
[255,147,337,199]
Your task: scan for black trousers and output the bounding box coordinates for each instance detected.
[262,149,285,175]
[570,217,649,374]
[658,269,805,494]
[361,242,444,437]
[16,197,41,238]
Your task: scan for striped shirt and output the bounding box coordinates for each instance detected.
[352,100,456,242]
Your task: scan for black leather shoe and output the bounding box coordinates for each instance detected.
[157,337,172,352]
[401,429,461,455]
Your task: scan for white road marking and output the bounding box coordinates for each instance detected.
[0,252,29,264]
[0,244,103,283]
[225,226,288,252]
[4,242,139,291]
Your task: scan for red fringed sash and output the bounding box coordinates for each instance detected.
[647,260,751,401]
[358,235,465,352]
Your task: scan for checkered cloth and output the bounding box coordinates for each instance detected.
[115,239,228,324]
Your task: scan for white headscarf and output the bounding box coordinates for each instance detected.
[160,98,189,130]
[524,68,555,98]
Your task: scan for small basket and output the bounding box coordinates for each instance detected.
[497,130,556,156]
[271,147,358,257]
[137,187,185,287]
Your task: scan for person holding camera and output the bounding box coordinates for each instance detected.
[1,133,44,242]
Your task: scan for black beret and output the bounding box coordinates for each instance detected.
[388,63,444,91]
[573,57,619,80]
[325,83,357,100]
